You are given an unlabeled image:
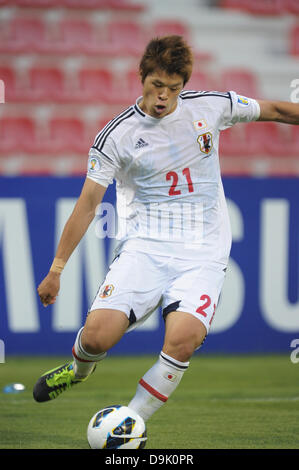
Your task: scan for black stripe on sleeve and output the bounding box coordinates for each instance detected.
[93,106,135,150]
[90,147,114,163]
[97,110,135,153]
[227,91,233,113]
[180,91,231,101]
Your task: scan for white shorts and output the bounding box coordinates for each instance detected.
[89,250,227,335]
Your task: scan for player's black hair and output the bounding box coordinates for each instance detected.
[139,35,193,85]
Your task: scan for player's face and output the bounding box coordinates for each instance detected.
[139,69,184,118]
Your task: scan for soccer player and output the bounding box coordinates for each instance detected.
[33,36,299,422]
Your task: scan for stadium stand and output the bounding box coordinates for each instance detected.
[287,0,299,14]
[0,0,144,9]
[219,123,252,158]
[290,24,299,56]
[219,68,260,99]
[289,125,299,157]
[54,18,99,54]
[77,68,115,103]
[0,16,48,53]
[152,20,190,40]
[244,121,292,157]
[28,67,66,102]
[115,67,143,104]
[0,0,298,176]
[104,20,148,56]
[220,0,299,15]
[185,70,216,92]
[0,117,37,154]
[47,117,87,153]
[0,66,18,101]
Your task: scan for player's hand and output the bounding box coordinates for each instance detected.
[37,271,60,307]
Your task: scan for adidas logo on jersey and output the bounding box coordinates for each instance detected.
[135,138,149,149]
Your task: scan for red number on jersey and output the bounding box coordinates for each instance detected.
[196,294,211,318]
[209,303,216,326]
[166,168,194,196]
[166,171,181,196]
[182,167,194,193]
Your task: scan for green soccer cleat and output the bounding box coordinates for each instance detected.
[33,362,95,403]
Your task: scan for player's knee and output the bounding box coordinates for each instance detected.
[163,331,205,362]
[163,338,195,362]
[81,327,109,355]
[81,309,128,354]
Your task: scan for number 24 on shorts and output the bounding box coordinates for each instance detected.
[196,294,216,326]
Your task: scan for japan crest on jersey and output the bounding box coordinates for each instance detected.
[197,132,213,154]
[99,284,114,298]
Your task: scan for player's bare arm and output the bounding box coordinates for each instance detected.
[37,178,107,307]
[257,99,299,124]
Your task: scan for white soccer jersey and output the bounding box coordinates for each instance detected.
[87,90,260,263]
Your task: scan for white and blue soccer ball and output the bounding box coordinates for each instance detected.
[87,405,147,449]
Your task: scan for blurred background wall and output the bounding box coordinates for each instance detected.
[0,0,298,356]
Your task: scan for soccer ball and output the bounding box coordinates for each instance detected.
[87,405,147,449]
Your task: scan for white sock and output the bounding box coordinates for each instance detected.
[128,351,189,422]
[72,327,107,378]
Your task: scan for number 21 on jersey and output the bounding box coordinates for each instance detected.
[166,167,194,196]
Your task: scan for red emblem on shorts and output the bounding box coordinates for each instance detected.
[99,284,114,298]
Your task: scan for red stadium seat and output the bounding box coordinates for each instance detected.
[185,71,216,92]
[221,0,299,15]
[244,121,291,156]
[126,68,143,100]
[0,66,19,101]
[0,17,47,53]
[220,0,285,14]
[290,25,299,56]
[10,0,60,6]
[219,123,252,157]
[286,0,299,14]
[220,68,259,98]
[220,121,295,176]
[77,68,114,103]
[105,20,146,55]
[47,117,87,153]
[85,115,116,146]
[4,0,145,9]
[97,116,114,129]
[56,19,98,54]
[152,20,190,40]
[115,68,142,104]
[243,0,285,15]
[0,117,36,153]
[63,0,144,10]
[27,67,65,101]
[289,125,299,156]
[219,0,246,9]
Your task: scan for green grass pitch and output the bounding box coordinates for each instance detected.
[0,354,298,449]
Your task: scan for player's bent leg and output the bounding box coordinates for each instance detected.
[81,308,129,354]
[162,310,207,362]
[33,308,129,403]
[72,308,129,378]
